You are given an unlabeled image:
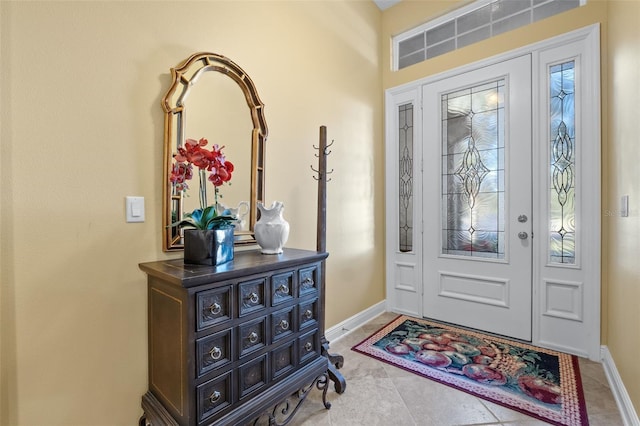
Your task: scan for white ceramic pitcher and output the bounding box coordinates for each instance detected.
[254,201,290,254]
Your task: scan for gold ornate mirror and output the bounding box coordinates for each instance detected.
[162,52,267,251]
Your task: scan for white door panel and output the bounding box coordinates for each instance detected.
[422,55,532,340]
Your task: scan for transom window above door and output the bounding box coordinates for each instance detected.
[393,0,583,70]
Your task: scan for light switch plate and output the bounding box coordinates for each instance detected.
[621,195,629,217]
[126,196,145,223]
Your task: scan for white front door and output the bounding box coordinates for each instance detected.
[422,55,533,341]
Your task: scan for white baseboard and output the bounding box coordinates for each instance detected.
[325,301,387,344]
[601,345,640,426]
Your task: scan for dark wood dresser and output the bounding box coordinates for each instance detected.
[138,248,341,426]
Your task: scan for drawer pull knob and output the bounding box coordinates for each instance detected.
[302,277,314,287]
[277,284,289,294]
[208,302,222,315]
[304,309,313,320]
[279,319,290,331]
[304,341,313,352]
[247,292,259,304]
[209,346,222,360]
[248,331,259,344]
[209,390,221,403]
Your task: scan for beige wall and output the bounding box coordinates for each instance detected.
[606,0,640,413]
[381,0,638,414]
[0,1,383,424]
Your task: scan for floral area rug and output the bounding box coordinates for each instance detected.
[352,315,589,426]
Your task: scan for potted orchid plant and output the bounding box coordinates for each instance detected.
[169,138,236,265]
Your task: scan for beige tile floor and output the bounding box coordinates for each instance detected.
[292,312,624,426]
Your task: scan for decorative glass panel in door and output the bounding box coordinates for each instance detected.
[441,80,505,259]
[549,61,576,264]
[399,103,414,253]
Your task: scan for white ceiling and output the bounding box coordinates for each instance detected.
[373,0,402,11]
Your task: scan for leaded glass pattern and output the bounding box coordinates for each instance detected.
[549,61,576,264]
[442,80,505,259]
[399,103,414,252]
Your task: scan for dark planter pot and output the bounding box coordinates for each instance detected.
[183,227,234,266]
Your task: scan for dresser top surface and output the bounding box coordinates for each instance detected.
[139,248,328,288]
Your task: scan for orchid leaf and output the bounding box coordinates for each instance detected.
[204,215,236,230]
[201,205,218,225]
[167,207,236,230]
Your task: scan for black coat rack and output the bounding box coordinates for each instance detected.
[311,126,346,394]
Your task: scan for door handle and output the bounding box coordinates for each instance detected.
[518,231,528,240]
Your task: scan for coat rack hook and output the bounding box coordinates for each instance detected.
[324,140,335,156]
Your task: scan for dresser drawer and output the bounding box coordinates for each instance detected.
[271,307,294,342]
[298,264,319,297]
[238,278,267,317]
[298,329,320,364]
[271,271,294,306]
[197,370,233,423]
[299,299,318,330]
[196,328,233,377]
[196,286,232,331]
[238,353,268,400]
[238,316,267,357]
[272,340,296,379]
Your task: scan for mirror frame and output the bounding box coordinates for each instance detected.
[161,52,268,251]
